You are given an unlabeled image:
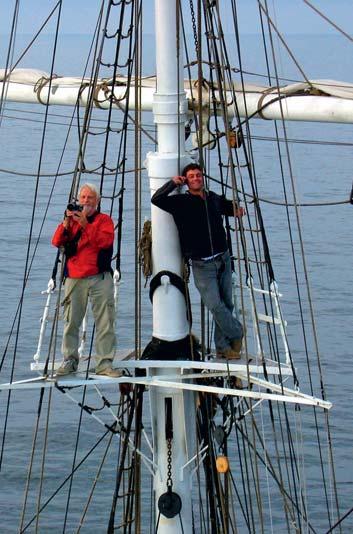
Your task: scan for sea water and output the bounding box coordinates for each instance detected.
[0,33,353,532]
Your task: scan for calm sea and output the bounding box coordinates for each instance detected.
[0,33,352,532]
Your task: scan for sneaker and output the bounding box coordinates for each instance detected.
[95,365,122,378]
[56,357,78,376]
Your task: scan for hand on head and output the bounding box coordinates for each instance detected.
[172,175,186,186]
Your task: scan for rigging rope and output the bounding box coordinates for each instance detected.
[261,0,341,524]
[138,219,152,282]
[0,0,19,124]
[0,1,349,532]
[1,0,65,488]
[0,3,142,533]
[20,427,114,533]
[303,0,353,43]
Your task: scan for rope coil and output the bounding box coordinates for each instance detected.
[137,219,152,282]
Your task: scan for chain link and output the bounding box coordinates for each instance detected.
[166,438,173,489]
[189,0,198,55]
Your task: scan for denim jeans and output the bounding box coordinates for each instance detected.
[192,251,243,352]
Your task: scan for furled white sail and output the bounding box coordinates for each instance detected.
[2,68,353,123]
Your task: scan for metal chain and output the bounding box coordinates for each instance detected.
[166,438,173,489]
[189,0,198,54]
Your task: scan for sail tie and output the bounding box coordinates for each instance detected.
[257,87,282,120]
[34,73,59,105]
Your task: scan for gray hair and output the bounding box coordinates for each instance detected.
[78,183,101,202]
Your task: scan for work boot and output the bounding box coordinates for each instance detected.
[234,377,243,389]
[223,347,241,360]
[56,357,78,376]
[230,337,243,359]
[95,360,122,378]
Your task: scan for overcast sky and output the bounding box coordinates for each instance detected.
[1,0,353,36]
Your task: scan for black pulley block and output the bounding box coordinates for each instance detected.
[158,490,182,519]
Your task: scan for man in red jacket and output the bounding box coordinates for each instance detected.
[52,183,121,377]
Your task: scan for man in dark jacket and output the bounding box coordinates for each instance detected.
[151,163,244,359]
[52,183,121,377]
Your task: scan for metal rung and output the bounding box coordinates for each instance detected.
[39,315,60,322]
[257,312,287,326]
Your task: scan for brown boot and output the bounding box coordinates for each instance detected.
[223,347,241,360]
[234,377,243,389]
[231,338,243,359]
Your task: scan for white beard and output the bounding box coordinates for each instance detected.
[82,205,96,216]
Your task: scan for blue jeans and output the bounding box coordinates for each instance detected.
[192,251,243,352]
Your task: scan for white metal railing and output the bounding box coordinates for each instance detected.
[32,271,121,370]
[241,277,290,365]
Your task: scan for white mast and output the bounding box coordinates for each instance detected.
[146,0,195,532]
[147,4,189,342]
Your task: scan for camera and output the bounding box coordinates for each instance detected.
[67,201,83,212]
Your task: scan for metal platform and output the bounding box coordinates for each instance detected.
[0,352,331,410]
[30,354,294,377]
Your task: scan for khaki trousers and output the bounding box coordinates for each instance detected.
[62,273,116,367]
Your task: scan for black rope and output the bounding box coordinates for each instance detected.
[196,394,224,532]
[95,0,136,242]
[234,414,318,533]
[1,0,65,484]
[1,2,62,87]
[0,0,19,119]
[261,0,341,526]
[303,0,353,43]
[258,2,326,525]
[107,386,142,533]
[207,3,276,285]
[20,428,113,533]
[325,504,353,534]
[201,3,324,532]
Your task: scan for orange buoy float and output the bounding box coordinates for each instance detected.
[216,455,229,473]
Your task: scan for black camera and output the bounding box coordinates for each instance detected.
[67,201,83,212]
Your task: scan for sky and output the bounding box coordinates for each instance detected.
[1,0,353,36]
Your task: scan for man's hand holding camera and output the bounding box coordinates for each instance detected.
[64,204,88,229]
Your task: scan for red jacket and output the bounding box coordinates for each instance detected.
[52,212,114,278]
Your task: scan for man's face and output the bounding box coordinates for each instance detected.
[185,169,204,192]
[79,187,98,216]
